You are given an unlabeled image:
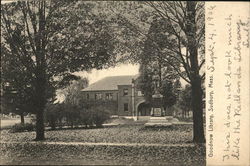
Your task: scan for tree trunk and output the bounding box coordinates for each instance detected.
[34,66,46,140]
[187,1,205,143]
[191,78,205,143]
[20,112,24,124]
[34,7,47,140]
[34,68,46,140]
[35,110,45,140]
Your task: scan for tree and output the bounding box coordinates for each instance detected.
[178,85,192,118]
[104,1,205,143]
[137,16,180,110]
[1,44,36,124]
[138,66,179,111]
[46,78,88,129]
[161,80,178,109]
[1,1,116,140]
[59,78,89,105]
[44,103,59,130]
[145,1,205,143]
[1,1,205,143]
[1,81,31,124]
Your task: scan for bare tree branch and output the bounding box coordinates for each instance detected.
[21,4,37,55]
[196,23,205,46]
[176,2,186,18]
[161,2,186,34]
[199,59,205,70]
[201,72,205,80]
[162,58,191,84]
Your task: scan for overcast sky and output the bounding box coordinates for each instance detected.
[75,63,187,87]
[75,64,139,85]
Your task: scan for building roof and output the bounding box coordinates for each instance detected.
[81,75,138,91]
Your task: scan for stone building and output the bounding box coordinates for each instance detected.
[81,75,151,118]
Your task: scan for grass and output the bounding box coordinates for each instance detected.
[0,142,205,165]
[1,123,193,144]
[0,121,205,165]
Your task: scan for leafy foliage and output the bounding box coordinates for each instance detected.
[1,1,119,140]
[161,81,178,108]
[1,1,205,142]
[137,17,181,108]
[1,44,36,117]
[88,106,110,127]
[58,78,89,105]
[178,85,192,117]
[44,103,63,130]
[9,123,35,133]
[44,102,111,129]
[144,2,206,143]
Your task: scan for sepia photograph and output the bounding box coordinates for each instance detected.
[0,1,248,165]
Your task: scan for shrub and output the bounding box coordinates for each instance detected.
[89,106,110,127]
[44,102,111,129]
[177,117,193,122]
[45,103,66,130]
[45,104,59,130]
[9,123,35,133]
[79,110,94,127]
[64,104,81,128]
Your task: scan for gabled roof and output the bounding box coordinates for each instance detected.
[81,75,138,91]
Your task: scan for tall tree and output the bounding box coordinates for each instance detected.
[146,1,205,143]
[137,16,180,109]
[1,40,36,124]
[102,1,205,143]
[1,1,116,140]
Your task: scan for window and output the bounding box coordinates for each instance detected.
[86,93,89,99]
[95,93,102,100]
[123,89,128,96]
[124,103,128,112]
[106,93,113,100]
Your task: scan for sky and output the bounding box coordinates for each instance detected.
[74,63,187,86]
[75,64,139,85]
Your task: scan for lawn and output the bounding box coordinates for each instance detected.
[1,123,193,144]
[1,141,205,165]
[0,121,205,165]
